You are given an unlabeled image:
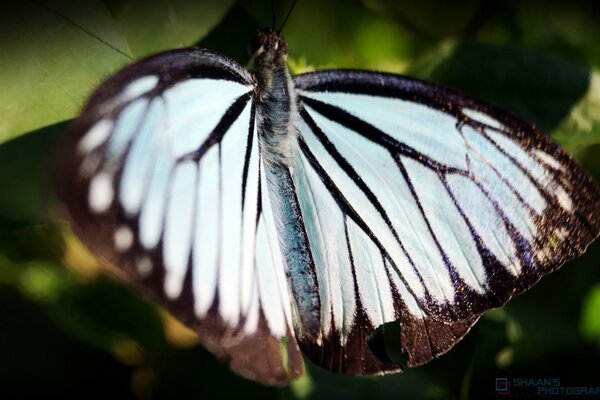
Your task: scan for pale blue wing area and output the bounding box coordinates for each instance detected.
[291,70,599,360]
[77,76,296,337]
[60,48,308,385]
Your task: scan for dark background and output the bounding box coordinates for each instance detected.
[0,0,599,399]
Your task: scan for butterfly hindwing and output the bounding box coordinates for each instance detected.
[291,70,600,373]
[55,48,304,385]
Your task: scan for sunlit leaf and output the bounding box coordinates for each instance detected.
[426,42,590,133]
[361,0,478,39]
[581,285,600,347]
[551,70,600,152]
[0,1,131,144]
[515,1,600,67]
[113,0,235,58]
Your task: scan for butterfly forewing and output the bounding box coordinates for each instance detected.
[55,48,304,385]
[291,70,600,373]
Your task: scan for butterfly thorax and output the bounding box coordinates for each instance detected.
[251,29,298,165]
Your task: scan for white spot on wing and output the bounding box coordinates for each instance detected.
[534,149,563,171]
[114,225,134,252]
[555,186,573,211]
[137,256,153,277]
[89,172,113,213]
[556,227,568,240]
[78,119,113,154]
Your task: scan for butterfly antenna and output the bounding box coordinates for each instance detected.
[278,0,299,34]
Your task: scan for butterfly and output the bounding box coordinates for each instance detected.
[54,20,600,385]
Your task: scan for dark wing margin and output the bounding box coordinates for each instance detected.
[291,70,600,374]
[54,48,304,385]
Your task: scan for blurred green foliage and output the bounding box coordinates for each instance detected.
[0,0,599,399]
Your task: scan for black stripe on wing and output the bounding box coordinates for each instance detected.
[298,97,510,317]
[295,70,599,241]
[297,92,598,310]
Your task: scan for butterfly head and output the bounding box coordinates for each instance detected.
[250,29,288,68]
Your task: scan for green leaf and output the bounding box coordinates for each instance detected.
[0,1,132,145]
[281,365,451,400]
[515,1,600,68]
[581,284,600,347]
[113,0,235,58]
[0,0,234,145]
[424,42,590,134]
[0,122,65,223]
[50,277,167,353]
[360,0,478,40]
[551,70,600,152]
[251,0,419,73]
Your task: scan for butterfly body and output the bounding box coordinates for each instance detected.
[252,29,323,341]
[55,27,600,386]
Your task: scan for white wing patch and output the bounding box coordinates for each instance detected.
[297,113,428,303]
[534,149,563,171]
[119,99,165,215]
[403,156,487,294]
[139,147,173,249]
[295,85,580,332]
[78,119,113,154]
[294,148,356,342]
[114,225,134,252]
[77,75,293,341]
[217,102,252,325]
[193,146,220,317]
[163,160,197,299]
[347,218,396,327]
[99,75,159,114]
[299,90,468,170]
[88,171,114,213]
[163,79,250,158]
